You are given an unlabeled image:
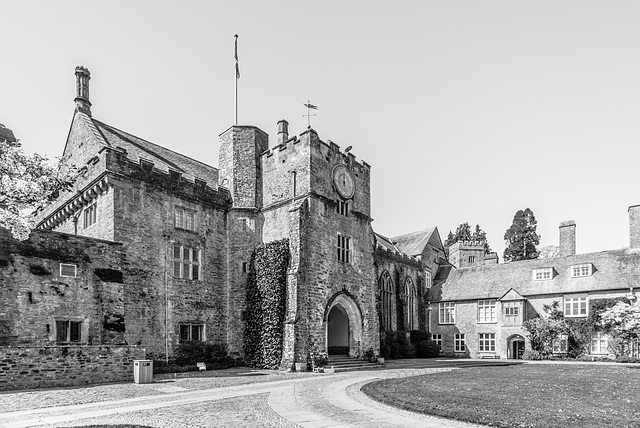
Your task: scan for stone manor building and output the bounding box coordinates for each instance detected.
[0,67,435,369]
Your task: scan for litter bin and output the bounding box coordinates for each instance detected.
[133,360,153,384]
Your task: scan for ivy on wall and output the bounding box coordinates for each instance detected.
[243,239,290,369]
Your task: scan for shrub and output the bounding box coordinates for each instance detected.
[409,330,430,343]
[522,349,542,360]
[615,355,640,364]
[173,341,229,366]
[416,340,440,358]
[361,348,376,362]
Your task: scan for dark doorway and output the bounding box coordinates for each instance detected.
[327,305,349,355]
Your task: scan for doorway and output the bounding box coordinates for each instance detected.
[508,335,526,359]
[327,305,349,355]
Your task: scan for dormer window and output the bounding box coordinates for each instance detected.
[571,263,593,278]
[533,268,553,280]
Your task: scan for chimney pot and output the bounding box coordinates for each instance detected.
[559,220,576,257]
[277,119,289,146]
[74,66,92,117]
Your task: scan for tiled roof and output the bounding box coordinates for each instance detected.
[429,249,639,301]
[92,119,218,185]
[391,227,437,256]
[374,232,402,253]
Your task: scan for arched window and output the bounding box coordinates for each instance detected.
[379,271,394,330]
[404,277,417,330]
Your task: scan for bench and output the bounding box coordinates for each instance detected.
[479,354,501,359]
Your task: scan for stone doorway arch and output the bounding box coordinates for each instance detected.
[324,292,363,357]
[507,334,526,359]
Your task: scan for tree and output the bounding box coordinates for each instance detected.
[599,301,640,357]
[0,139,77,241]
[503,208,540,262]
[444,222,491,257]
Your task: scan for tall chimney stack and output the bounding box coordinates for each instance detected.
[74,66,92,117]
[277,120,289,146]
[629,205,640,250]
[559,220,576,257]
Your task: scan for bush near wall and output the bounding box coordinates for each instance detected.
[379,330,439,359]
[243,239,290,369]
[151,341,241,374]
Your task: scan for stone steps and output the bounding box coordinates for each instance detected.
[326,355,384,373]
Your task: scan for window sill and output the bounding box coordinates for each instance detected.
[477,321,498,324]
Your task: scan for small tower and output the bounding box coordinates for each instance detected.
[74,66,92,116]
[448,241,486,268]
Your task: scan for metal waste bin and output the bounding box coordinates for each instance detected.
[133,360,153,384]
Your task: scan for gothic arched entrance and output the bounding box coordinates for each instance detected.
[324,293,363,357]
[507,334,526,359]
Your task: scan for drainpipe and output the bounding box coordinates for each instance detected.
[164,242,169,364]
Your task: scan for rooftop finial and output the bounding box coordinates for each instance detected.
[74,66,92,117]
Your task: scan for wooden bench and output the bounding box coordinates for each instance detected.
[479,354,501,359]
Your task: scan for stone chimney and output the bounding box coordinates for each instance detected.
[559,220,576,257]
[277,120,289,146]
[74,66,92,116]
[629,205,640,250]
[482,252,499,265]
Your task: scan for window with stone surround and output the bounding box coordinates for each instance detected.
[336,198,348,216]
[379,271,394,330]
[174,207,196,231]
[469,256,475,263]
[502,301,523,325]
[478,333,496,353]
[431,334,442,352]
[59,263,77,278]
[55,319,83,343]
[571,263,593,278]
[404,278,416,330]
[477,299,497,323]
[337,233,351,263]
[179,323,204,342]
[173,245,201,280]
[454,333,466,352]
[564,295,588,317]
[439,302,455,324]
[83,202,97,229]
[425,271,432,288]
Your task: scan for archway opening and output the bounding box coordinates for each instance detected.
[327,305,349,355]
[507,335,526,359]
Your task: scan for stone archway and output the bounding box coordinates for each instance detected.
[324,293,363,357]
[507,334,526,359]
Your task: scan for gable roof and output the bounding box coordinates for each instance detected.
[429,248,638,301]
[92,119,218,185]
[391,227,438,257]
[374,232,402,253]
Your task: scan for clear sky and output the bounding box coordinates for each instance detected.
[2,1,639,257]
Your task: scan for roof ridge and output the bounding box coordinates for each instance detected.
[92,119,217,170]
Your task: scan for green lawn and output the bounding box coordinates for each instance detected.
[362,364,640,428]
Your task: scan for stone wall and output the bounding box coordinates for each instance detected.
[0,345,144,391]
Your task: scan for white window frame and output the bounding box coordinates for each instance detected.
[179,323,204,342]
[564,295,588,317]
[478,333,496,353]
[439,302,456,324]
[83,202,97,229]
[504,306,519,316]
[533,267,553,280]
[431,334,442,352]
[477,299,497,323]
[590,332,608,355]
[571,263,593,278]
[337,233,351,264]
[425,271,432,288]
[59,263,77,278]
[54,318,84,343]
[174,207,196,231]
[173,245,202,280]
[454,333,466,353]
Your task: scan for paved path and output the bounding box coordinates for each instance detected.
[0,364,482,428]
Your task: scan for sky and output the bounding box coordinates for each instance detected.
[2,1,640,258]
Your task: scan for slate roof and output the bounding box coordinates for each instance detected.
[391,227,437,257]
[374,232,402,253]
[429,249,640,302]
[92,118,218,185]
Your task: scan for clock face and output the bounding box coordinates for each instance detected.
[332,165,355,199]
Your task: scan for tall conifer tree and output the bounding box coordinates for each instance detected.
[503,208,541,262]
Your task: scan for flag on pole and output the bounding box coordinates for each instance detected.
[234,34,240,79]
[304,103,318,110]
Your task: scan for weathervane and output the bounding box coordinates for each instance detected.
[303,100,318,128]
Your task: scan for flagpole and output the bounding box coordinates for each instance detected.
[234,34,238,125]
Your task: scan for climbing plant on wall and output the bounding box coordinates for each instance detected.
[243,239,290,369]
